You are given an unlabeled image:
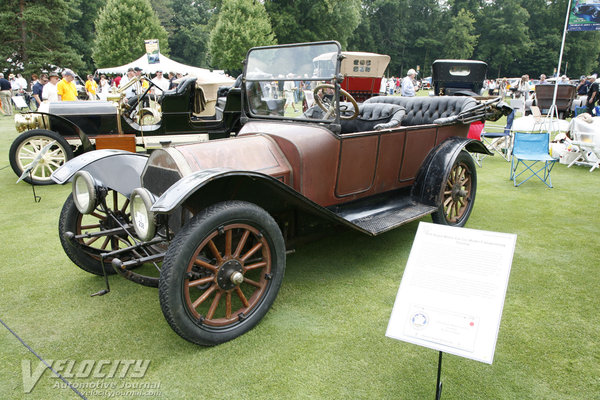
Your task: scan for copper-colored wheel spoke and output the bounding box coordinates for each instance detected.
[120,198,130,214]
[235,287,249,307]
[208,239,223,264]
[187,276,214,288]
[225,292,232,319]
[194,258,218,272]
[90,212,106,220]
[233,230,250,258]
[224,229,232,258]
[243,261,267,272]
[80,223,101,230]
[206,291,222,320]
[240,242,263,262]
[244,277,262,288]
[192,285,217,308]
[113,191,118,210]
[444,196,453,207]
[84,236,101,246]
[100,236,111,250]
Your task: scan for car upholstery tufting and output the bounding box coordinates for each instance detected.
[364,96,477,126]
[340,103,406,134]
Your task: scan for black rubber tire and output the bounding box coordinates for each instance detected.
[431,150,477,227]
[58,194,122,276]
[159,201,286,346]
[10,129,74,185]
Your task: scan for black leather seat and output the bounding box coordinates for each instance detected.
[340,103,405,133]
[364,96,477,126]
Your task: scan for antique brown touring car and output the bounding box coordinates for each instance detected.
[51,41,509,345]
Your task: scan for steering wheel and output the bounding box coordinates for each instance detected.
[313,84,359,120]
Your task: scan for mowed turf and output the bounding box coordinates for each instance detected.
[0,111,598,399]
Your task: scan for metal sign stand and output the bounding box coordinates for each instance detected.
[435,351,443,400]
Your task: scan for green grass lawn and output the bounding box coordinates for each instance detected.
[0,112,598,399]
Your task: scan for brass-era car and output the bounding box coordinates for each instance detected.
[10,75,241,185]
[51,41,509,346]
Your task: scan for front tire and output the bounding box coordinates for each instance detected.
[59,192,133,275]
[10,129,74,185]
[159,201,286,346]
[431,151,477,227]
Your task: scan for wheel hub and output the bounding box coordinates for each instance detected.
[216,260,244,290]
[451,183,467,201]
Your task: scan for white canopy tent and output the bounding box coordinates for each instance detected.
[96,53,234,84]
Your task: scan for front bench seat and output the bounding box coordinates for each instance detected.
[340,103,406,134]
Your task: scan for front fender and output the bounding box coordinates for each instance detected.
[52,149,148,197]
[412,137,486,206]
[19,111,94,152]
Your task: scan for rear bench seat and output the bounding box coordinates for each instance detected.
[364,95,478,126]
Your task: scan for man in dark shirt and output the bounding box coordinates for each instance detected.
[576,76,590,96]
[0,72,12,115]
[586,75,599,115]
[32,73,47,107]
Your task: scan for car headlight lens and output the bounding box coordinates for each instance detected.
[130,188,156,241]
[72,171,97,214]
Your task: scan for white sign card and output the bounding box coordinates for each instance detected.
[386,222,516,364]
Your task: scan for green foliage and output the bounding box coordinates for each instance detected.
[443,9,478,59]
[265,0,361,49]
[475,0,531,78]
[64,0,104,74]
[209,0,276,73]
[0,0,84,76]
[93,0,170,68]
[168,0,215,68]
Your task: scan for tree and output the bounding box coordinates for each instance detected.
[168,0,215,67]
[208,0,276,73]
[65,0,105,74]
[265,0,361,49]
[93,0,170,68]
[475,0,531,78]
[443,9,478,59]
[0,0,84,76]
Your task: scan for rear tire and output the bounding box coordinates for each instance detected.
[431,151,477,227]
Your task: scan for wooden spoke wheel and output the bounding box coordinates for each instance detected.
[159,201,285,346]
[10,129,74,185]
[59,191,133,275]
[432,151,477,227]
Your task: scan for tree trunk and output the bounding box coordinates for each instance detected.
[19,0,28,67]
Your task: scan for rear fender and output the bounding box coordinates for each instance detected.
[412,137,486,206]
[51,150,148,197]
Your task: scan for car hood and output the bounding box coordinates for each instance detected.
[47,100,118,116]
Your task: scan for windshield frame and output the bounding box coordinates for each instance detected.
[242,41,343,125]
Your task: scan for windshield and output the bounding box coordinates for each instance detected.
[244,42,341,121]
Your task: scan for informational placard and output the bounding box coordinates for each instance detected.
[386,222,516,364]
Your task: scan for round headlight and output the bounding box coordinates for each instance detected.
[130,188,156,241]
[72,171,97,214]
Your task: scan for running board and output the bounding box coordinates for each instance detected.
[348,203,436,235]
[327,189,437,236]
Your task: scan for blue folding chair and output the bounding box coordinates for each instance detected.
[480,109,515,162]
[510,132,556,188]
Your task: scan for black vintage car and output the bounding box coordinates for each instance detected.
[51,41,509,346]
[432,59,487,96]
[10,76,241,185]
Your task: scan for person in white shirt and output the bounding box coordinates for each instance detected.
[401,69,417,97]
[151,70,170,93]
[15,73,27,92]
[42,72,60,102]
